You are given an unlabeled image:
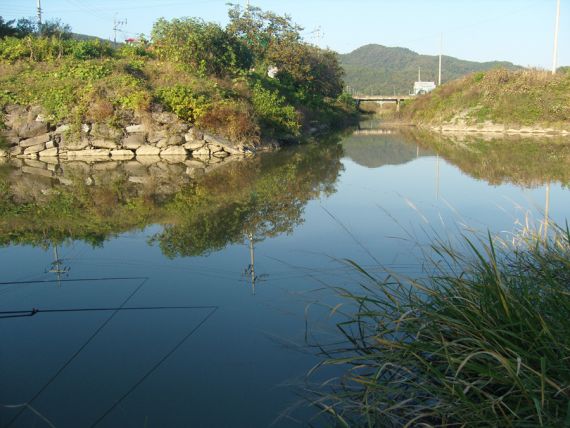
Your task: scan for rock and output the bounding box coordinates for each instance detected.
[208,144,224,153]
[192,147,210,158]
[42,157,59,166]
[67,149,111,159]
[123,161,148,175]
[54,124,71,134]
[126,124,146,134]
[0,148,7,157]
[19,133,51,148]
[203,133,242,154]
[60,161,91,175]
[24,159,47,169]
[111,149,135,160]
[148,129,168,144]
[122,133,146,150]
[45,141,55,149]
[24,143,46,155]
[82,123,91,134]
[169,123,190,134]
[213,150,230,158]
[136,155,161,165]
[18,121,49,139]
[57,177,73,186]
[0,129,20,146]
[91,139,118,149]
[184,159,206,168]
[167,135,184,146]
[9,146,23,156]
[185,128,204,141]
[136,145,161,156]
[38,147,59,157]
[91,123,122,140]
[21,166,53,178]
[92,162,119,171]
[129,176,151,184]
[160,146,187,157]
[163,154,187,164]
[0,157,6,165]
[151,112,177,124]
[85,176,95,186]
[183,141,205,151]
[35,113,48,122]
[156,139,169,148]
[60,138,89,151]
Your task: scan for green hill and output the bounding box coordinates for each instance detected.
[341,44,520,95]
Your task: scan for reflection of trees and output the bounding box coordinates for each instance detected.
[152,143,343,258]
[0,142,343,257]
[407,129,570,187]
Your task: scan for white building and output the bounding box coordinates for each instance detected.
[412,67,437,95]
[413,81,436,95]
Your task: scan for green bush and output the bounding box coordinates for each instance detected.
[71,39,113,60]
[251,82,299,136]
[151,17,252,77]
[155,85,211,122]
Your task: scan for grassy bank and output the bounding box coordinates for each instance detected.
[0,7,357,146]
[401,68,570,131]
[311,224,570,427]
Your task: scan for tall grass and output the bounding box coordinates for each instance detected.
[310,224,570,427]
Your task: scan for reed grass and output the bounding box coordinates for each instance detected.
[310,223,570,427]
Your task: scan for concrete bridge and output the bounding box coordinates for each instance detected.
[352,95,413,112]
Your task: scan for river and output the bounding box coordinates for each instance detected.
[1,121,569,427]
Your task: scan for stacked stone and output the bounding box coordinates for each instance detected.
[0,105,253,162]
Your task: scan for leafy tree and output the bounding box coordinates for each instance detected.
[0,17,18,38]
[151,17,252,76]
[39,19,72,39]
[226,4,302,63]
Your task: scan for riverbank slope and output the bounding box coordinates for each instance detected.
[0,8,357,162]
[401,68,570,135]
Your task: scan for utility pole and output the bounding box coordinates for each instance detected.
[438,33,443,86]
[36,0,42,28]
[113,16,127,47]
[552,0,561,74]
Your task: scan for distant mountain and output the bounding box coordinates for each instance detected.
[340,44,521,95]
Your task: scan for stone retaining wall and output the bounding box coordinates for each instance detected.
[0,105,259,161]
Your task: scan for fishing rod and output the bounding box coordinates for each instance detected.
[0,305,219,320]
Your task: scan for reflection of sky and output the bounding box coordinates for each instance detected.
[1,136,569,427]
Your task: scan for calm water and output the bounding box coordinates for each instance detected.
[1,125,569,427]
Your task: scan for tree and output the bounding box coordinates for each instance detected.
[39,19,72,39]
[151,17,252,76]
[227,3,302,64]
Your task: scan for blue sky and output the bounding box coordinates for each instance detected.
[1,0,567,68]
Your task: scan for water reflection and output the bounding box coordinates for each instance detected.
[408,129,570,187]
[2,126,570,427]
[0,143,344,256]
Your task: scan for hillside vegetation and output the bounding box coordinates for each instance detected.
[0,8,356,146]
[341,44,519,95]
[402,68,570,130]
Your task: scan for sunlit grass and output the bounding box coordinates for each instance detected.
[309,222,570,427]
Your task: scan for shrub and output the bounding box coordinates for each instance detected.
[198,99,260,143]
[155,85,211,122]
[251,82,300,136]
[151,17,252,77]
